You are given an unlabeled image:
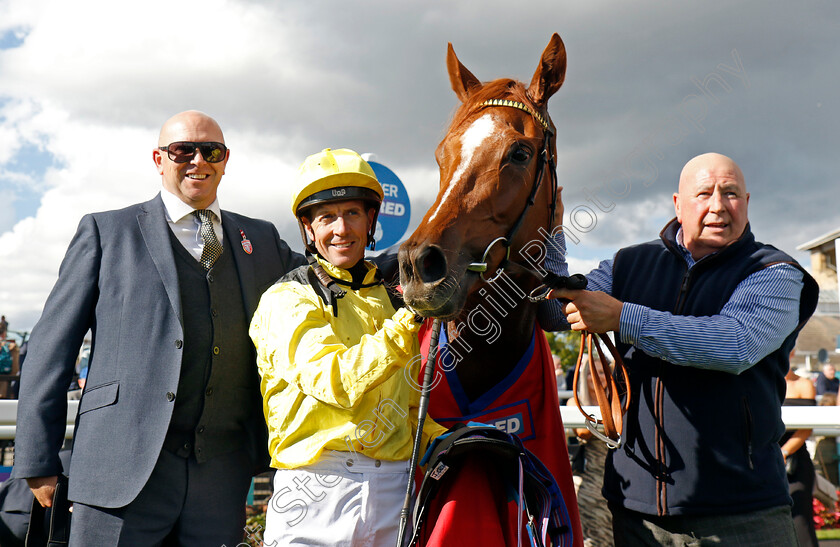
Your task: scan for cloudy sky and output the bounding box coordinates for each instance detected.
[0,0,838,332]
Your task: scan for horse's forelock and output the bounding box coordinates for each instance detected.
[450,79,535,130]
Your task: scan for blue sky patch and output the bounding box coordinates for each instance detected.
[7,142,59,180]
[0,143,58,225]
[6,185,43,222]
[0,27,28,50]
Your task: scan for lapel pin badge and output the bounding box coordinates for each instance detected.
[239,229,253,254]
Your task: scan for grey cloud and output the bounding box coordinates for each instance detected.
[2,0,839,330]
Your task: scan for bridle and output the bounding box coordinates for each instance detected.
[462,99,584,299]
[460,97,631,449]
[465,99,559,284]
[400,95,630,547]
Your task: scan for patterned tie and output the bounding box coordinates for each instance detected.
[193,209,223,270]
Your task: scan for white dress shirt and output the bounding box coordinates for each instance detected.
[160,189,224,262]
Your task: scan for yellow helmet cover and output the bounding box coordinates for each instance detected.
[291,148,384,216]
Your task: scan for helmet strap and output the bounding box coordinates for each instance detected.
[367,208,380,251]
[297,218,318,255]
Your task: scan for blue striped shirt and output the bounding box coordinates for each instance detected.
[540,230,804,375]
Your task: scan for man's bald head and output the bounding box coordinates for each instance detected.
[673,153,750,260]
[153,110,229,210]
[158,110,225,147]
[679,153,745,193]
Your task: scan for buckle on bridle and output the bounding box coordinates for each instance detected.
[527,272,588,301]
[585,420,622,449]
[466,236,510,282]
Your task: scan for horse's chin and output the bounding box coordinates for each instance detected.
[403,277,471,321]
[414,305,461,322]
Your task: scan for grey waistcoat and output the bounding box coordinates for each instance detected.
[165,233,255,463]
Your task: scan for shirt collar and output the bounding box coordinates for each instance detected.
[672,226,697,268]
[160,188,222,224]
[316,255,378,285]
[665,219,753,269]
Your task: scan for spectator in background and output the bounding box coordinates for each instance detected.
[814,392,840,486]
[77,367,87,391]
[816,363,839,396]
[0,314,12,397]
[66,367,87,401]
[781,354,818,547]
[0,338,19,399]
[564,366,575,399]
[553,354,565,395]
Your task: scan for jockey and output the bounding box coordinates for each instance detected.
[250,148,445,546]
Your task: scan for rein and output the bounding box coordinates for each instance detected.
[572,332,631,448]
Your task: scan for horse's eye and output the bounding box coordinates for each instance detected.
[511,146,531,164]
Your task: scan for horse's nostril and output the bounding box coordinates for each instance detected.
[416,246,447,284]
[399,253,414,282]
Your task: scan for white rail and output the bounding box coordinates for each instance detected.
[561,405,840,436]
[2,400,840,439]
[0,400,78,440]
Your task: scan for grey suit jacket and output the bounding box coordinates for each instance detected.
[14,194,304,508]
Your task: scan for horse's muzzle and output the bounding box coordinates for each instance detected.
[398,244,467,317]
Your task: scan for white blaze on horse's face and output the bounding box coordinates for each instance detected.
[399,34,566,319]
[428,113,499,223]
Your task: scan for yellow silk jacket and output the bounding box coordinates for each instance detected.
[250,257,446,469]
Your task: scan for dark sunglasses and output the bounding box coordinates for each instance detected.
[158,141,227,163]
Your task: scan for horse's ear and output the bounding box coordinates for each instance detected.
[527,33,567,107]
[447,42,482,103]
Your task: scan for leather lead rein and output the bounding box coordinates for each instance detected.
[572,332,630,449]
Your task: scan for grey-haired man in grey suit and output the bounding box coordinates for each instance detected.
[14,110,304,545]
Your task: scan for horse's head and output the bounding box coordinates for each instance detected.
[399,34,567,319]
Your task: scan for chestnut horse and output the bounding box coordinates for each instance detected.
[399,34,582,546]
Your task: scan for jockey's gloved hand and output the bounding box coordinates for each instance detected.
[403,303,426,324]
